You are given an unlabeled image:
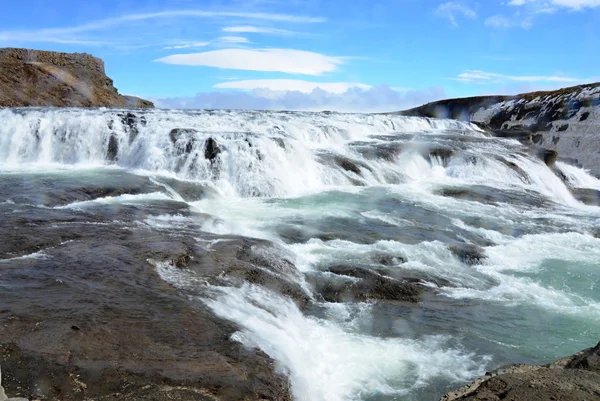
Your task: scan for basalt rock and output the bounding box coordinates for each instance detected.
[448,244,487,265]
[309,265,424,303]
[0,48,154,108]
[441,341,600,401]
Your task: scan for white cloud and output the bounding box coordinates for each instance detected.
[434,2,477,27]
[453,69,583,83]
[0,10,324,44]
[153,85,446,113]
[484,13,533,28]
[218,36,251,44]
[155,48,344,75]
[509,0,600,10]
[163,41,210,49]
[222,26,295,35]
[214,79,371,93]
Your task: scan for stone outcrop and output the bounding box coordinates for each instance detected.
[0,48,153,108]
[441,341,600,401]
[399,83,600,177]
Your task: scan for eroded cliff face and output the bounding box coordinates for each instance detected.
[400,83,600,177]
[0,48,153,108]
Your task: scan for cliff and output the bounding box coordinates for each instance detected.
[0,48,153,108]
[399,83,600,177]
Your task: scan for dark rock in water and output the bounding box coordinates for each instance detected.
[449,244,487,265]
[436,185,547,208]
[492,129,534,144]
[428,147,454,165]
[309,265,423,303]
[493,155,532,184]
[119,112,147,144]
[334,155,362,175]
[204,137,221,162]
[169,128,198,154]
[154,177,208,202]
[0,170,167,208]
[371,253,407,266]
[351,142,404,162]
[530,146,558,167]
[441,341,600,401]
[106,134,119,161]
[571,188,600,206]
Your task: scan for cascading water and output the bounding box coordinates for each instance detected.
[1,107,599,401]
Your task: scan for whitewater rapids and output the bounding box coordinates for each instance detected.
[1,107,599,401]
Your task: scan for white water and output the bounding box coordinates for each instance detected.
[2,108,600,400]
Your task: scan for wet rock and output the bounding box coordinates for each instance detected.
[334,156,362,175]
[204,137,221,162]
[428,147,454,165]
[169,128,198,155]
[310,265,424,303]
[0,222,293,400]
[493,156,532,184]
[352,143,404,162]
[371,253,407,266]
[448,244,487,265]
[571,188,600,206]
[491,129,533,144]
[119,112,146,144]
[529,146,558,167]
[0,170,167,208]
[106,134,119,161]
[154,177,209,202]
[441,341,600,401]
[436,185,547,208]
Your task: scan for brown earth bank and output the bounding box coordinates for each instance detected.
[0,48,153,108]
[398,82,600,177]
[441,341,600,401]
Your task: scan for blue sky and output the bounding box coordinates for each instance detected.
[1,0,599,111]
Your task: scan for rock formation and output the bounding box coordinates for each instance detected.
[399,83,600,177]
[441,341,600,401]
[0,48,153,108]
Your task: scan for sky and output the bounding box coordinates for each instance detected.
[0,0,599,112]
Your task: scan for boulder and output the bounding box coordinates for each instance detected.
[309,265,424,303]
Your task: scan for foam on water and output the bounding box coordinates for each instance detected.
[205,284,488,401]
[557,161,600,190]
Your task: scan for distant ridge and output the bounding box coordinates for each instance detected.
[0,48,154,108]
[398,82,600,177]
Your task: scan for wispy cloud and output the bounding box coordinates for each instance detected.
[222,26,296,35]
[155,48,344,75]
[509,0,600,11]
[163,41,210,50]
[452,69,583,83]
[218,36,251,44]
[434,2,477,27]
[484,13,533,29]
[0,10,324,44]
[214,79,371,93]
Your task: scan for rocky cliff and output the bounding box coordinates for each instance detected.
[0,48,153,108]
[400,83,600,177]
